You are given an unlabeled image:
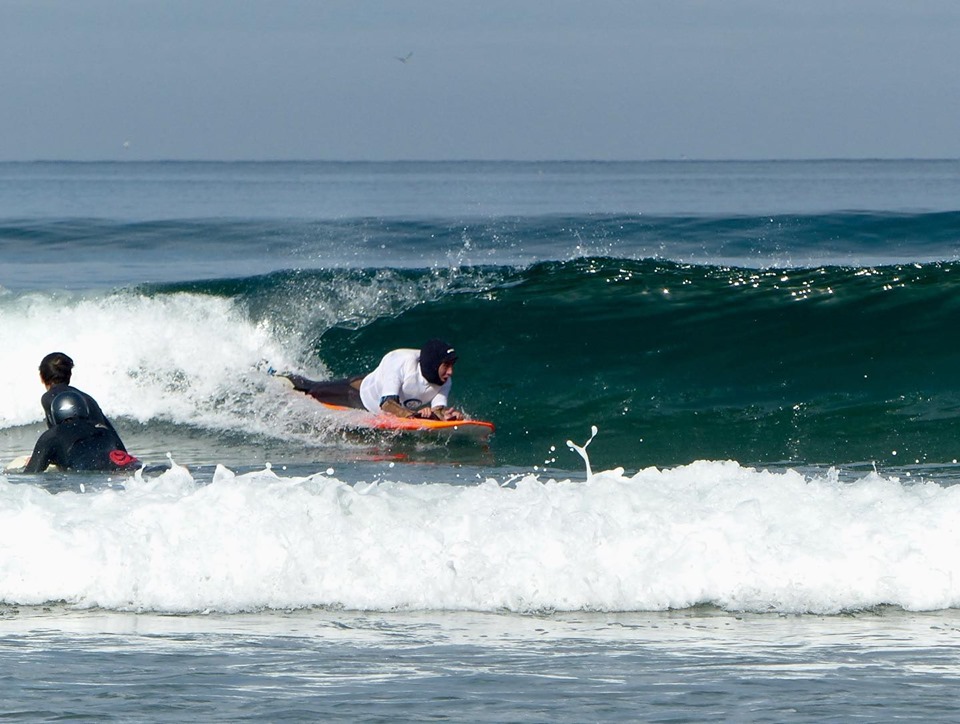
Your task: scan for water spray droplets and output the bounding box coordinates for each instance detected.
[566,426,599,478]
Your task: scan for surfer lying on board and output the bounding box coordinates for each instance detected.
[21,352,140,473]
[277,338,465,421]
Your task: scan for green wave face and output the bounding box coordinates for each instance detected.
[304,258,960,470]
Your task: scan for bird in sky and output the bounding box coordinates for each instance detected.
[395,52,413,64]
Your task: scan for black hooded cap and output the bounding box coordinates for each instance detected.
[419,339,458,385]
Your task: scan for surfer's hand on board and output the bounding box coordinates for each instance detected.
[410,406,459,421]
[432,406,465,421]
[379,399,465,422]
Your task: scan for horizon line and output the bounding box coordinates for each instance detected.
[1,157,958,164]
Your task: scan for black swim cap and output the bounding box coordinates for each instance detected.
[419,339,458,385]
[51,391,90,424]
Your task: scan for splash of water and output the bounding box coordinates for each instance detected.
[566,426,599,478]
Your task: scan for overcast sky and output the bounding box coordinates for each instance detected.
[1,0,958,161]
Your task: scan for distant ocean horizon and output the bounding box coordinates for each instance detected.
[7,155,960,160]
[3,159,960,720]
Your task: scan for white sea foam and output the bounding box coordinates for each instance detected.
[2,460,959,615]
[0,290,309,435]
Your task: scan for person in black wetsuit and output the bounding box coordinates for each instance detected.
[23,352,139,473]
[37,352,123,437]
[24,391,139,472]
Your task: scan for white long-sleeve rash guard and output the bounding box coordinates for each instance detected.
[359,348,452,414]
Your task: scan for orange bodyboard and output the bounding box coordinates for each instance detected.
[318,402,495,439]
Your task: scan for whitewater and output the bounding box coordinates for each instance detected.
[4,160,960,720]
[4,459,960,614]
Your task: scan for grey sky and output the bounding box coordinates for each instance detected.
[1,0,958,160]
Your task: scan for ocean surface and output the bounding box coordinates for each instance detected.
[2,159,960,720]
